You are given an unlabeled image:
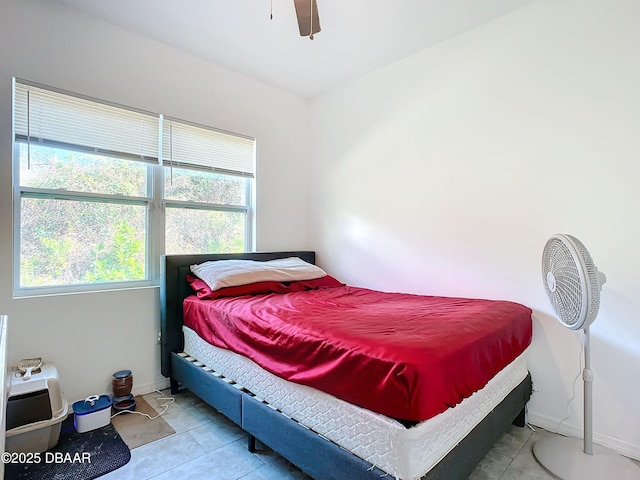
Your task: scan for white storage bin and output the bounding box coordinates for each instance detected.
[5,363,68,453]
[72,395,112,433]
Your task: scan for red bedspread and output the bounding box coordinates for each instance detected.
[184,286,532,422]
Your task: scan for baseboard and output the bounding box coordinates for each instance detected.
[131,379,169,397]
[68,378,171,406]
[527,412,640,461]
[132,378,171,396]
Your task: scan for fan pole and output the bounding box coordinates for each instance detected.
[583,327,593,455]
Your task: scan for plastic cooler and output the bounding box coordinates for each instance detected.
[5,363,69,453]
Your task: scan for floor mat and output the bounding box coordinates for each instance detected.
[111,395,175,449]
[5,415,131,480]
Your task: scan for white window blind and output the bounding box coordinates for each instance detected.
[162,117,255,177]
[14,81,159,163]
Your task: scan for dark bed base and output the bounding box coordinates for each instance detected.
[161,252,532,480]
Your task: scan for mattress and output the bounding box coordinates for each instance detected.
[183,287,532,421]
[183,326,529,480]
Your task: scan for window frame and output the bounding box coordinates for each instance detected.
[160,115,255,257]
[162,172,254,256]
[12,142,157,297]
[12,79,255,297]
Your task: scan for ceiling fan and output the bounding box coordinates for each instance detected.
[292,0,321,39]
[294,0,320,39]
[270,0,321,39]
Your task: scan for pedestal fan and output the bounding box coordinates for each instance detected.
[534,234,640,479]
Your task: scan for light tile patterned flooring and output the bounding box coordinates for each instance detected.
[98,389,591,480]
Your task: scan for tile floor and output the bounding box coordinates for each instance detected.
[100,389,628,480]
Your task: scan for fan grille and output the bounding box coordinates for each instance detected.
[542,234,602,330]
[569,235,602,326]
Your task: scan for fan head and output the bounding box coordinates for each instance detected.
[542,234,606,330]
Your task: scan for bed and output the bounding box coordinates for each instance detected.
[160,251,533,480]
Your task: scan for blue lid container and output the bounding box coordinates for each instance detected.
[72,395,113,433]
[72,395,112,416]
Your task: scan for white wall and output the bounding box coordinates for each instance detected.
[309,0,640,459]
[0,0,310,402]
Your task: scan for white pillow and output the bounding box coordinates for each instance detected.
[190,257,327,292]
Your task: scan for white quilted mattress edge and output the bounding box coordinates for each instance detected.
[183,326,529,480]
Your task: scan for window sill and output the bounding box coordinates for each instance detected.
[12,283,159,300]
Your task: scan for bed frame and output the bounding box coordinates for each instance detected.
[160,252,532,480]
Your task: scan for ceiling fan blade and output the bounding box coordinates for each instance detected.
[293,0,321,37]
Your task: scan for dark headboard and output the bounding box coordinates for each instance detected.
[160,251,316,378]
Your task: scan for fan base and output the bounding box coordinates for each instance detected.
[533,434,639,480]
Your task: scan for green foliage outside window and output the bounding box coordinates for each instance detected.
[19,145,247,289]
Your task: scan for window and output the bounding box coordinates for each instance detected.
[162,118,254,255]
[13,80,255,295]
